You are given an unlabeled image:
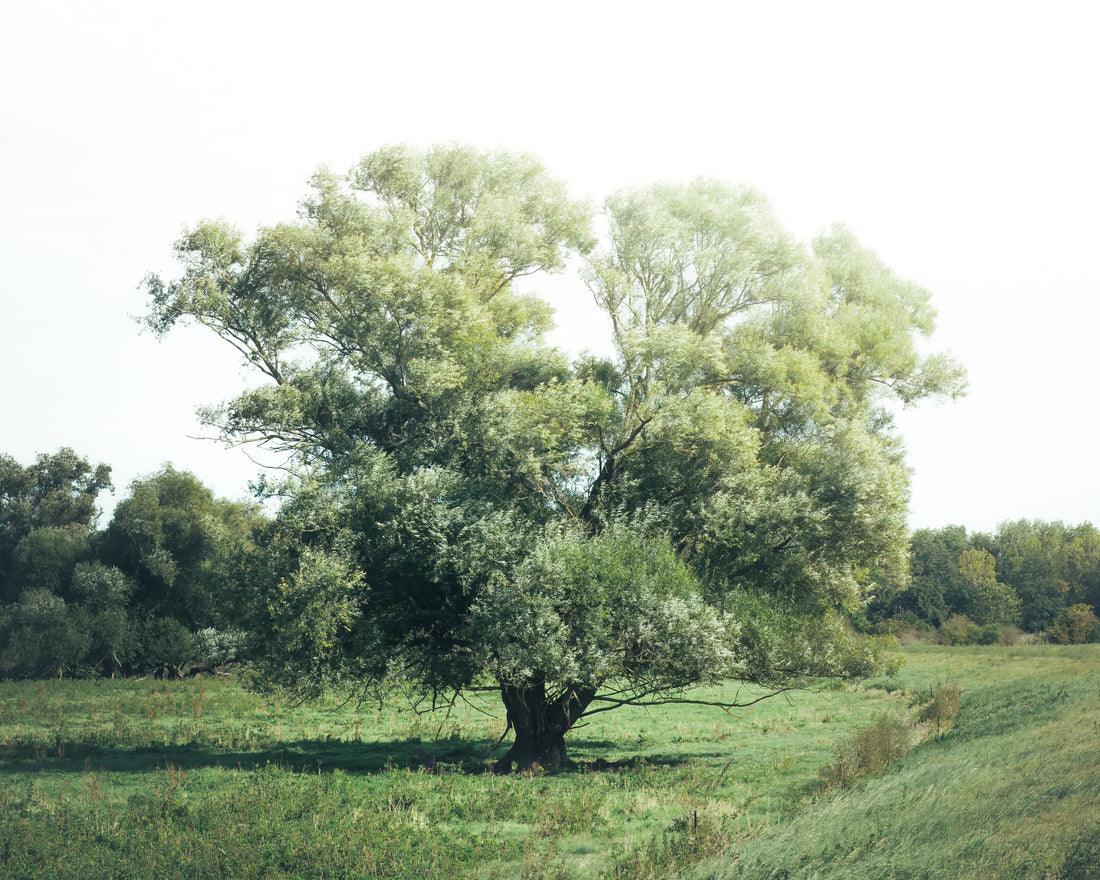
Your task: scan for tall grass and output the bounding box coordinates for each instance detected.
[683,644,1100,880]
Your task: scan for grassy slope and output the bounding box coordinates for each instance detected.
[684,644,1100,880]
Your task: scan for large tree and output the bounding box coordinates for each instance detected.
[144,144,965,769]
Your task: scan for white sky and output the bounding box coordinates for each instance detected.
[2,0,1097,534]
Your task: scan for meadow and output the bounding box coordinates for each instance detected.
[1,644,1096,879]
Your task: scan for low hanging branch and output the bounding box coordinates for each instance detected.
[580,685,799,720]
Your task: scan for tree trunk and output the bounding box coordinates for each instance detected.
[496,680,596,773]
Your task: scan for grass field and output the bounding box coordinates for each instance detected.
[685,643,1100,880]
[1,644,1096,879]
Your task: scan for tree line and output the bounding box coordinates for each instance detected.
[0,448,264,679]
[862,522,1100,644]
[5,447,1095,685]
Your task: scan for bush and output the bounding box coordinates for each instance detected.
[0,590,145,679]
[0,576,234,679]
[1049,604,1100,645]
[937,617,1002,646]
[978,622,1002,645]
[999,625,1025,646]
[818,714,911,792]
[0,590,91,678]
[191,627,246,670]
[939,615,984,646]
[80,607,138,677]
[859,616,931,642]
[0,589,246,679]
[135,617,194,677]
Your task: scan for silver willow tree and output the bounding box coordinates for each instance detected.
[144,144,965,770]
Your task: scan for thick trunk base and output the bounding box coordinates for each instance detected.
[494,681,595,773]
[496,732,568,773]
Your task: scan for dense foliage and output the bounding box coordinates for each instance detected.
[142,143,964,768]
[0,452,262,678]
[865,520,1100,643]
[0,448,111,604]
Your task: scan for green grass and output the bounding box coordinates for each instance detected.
[0,673,908,879]
[683,643,1100,880]
[7,646,1093,880]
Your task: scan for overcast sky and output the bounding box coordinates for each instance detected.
[2,1,1097,534]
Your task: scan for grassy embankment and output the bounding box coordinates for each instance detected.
[685,643,1100,880]
[1,644,1096,879]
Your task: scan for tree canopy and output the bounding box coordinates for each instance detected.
[101,464,264,631]
[0,448,112,603]
[144,143,966,769]
[0,455,261,679]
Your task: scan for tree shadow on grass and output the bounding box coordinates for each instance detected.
[0,734,696,777]
[0,735,485,776]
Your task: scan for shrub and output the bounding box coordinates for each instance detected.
[79,606,138,677]
[135,617,194,677]
[999,625,1025,646]
[861,616,931,642]
[0,590,91,678]
[978,623,1002,645]
[818,714,911,792]
[939,614,984,646]
[191,627,246,670]
[1049,604,1100,645]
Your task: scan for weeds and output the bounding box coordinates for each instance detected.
[603,809,735,880]
[917,683,962,736]
[795,713,913,804]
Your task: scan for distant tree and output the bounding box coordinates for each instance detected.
[0,455,264,679]
[1064,523,1100,611]
[957,546,1019,625]
[100,464,263,631]
[69,562,138,676]
[872,522,1098,635]
[145,144,964,769]
[899,526,973,625]
[9,525,92,598]
[994,521,1071,632]
[0,449,112,602]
